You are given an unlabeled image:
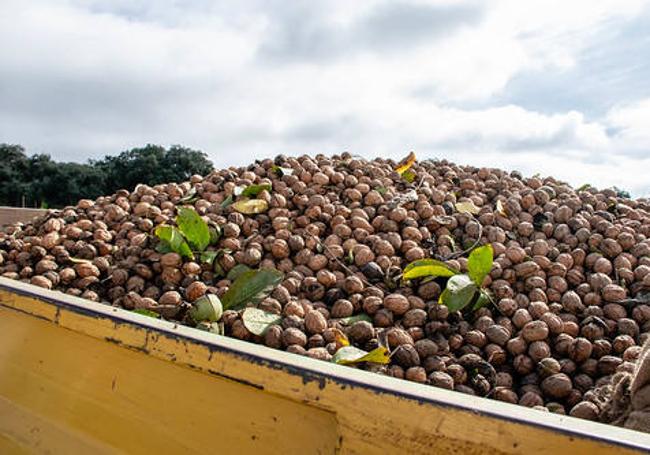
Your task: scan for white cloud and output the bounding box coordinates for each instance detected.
[0,0,649,196]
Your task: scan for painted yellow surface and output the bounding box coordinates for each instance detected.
[0,281,648,454]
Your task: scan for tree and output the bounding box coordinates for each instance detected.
[94,144,214,193]
[0,143,215,208]
[0,144,30,206]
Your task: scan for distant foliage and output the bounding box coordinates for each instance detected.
[0,144,214,208]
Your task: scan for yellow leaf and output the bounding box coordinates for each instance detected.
[337,346,391,365]
[495,200,508,217]
[232,198,269,214]
[333,329,350,349]
[394,151,416,175]
[455,201,480,215]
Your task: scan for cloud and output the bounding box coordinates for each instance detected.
[0,0,649,197]
[258,1,485,62]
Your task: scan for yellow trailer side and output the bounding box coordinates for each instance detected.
[0,277,648,454]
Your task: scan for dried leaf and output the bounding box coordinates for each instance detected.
[403,259,459,280]
[336,313,372,326]
[333,328,350,349]
[232,198,269,215]
[402,169,416,183]
[333,346,391,365]
[178,187,197,203]
[495,200,508,217]
[68,257,92,264]
[242,308,282,336]
[455,201,480,215]
[394,151,416,175]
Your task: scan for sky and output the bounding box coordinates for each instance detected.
[1,0,649,196]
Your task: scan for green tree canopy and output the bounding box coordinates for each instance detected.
[0,144,214,208]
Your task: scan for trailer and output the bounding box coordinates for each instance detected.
[0,277,648,454]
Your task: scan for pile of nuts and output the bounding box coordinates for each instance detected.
[1,153,650,423]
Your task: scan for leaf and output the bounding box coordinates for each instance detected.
[176,207,210,252]
[132,309,160,318]
[188,294,223,322]
[336,313,372,326]
[272,165,294,176]
[495,200,508,217]
[472,290,492,311]
[155,242,173,254]
[333,346,391,365]
[200,250,219,265]
[195,321,224,335]
[402,169,416,183]
[241,183,272,198]
[375,186,388,195]
[394,151,416,175]
[242,308,282,336]
[221,268,284,311]
[69,257,92,264]
[455,201,480,215]
[232,198,269,215]
[333,329,350,349]
[209,225,222,245]
[220,195,234,208]
[467,244,494,286]
[439,274,478,312]
[403,259,459,280]
[178,187,197,203]
[576,183,592,192]
[154,225,193,259]
[227,264,251,281]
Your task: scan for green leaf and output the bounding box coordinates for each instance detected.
[226,264,251,281]
[221,269,284,311]
[472,290,492,311]
[375,186,388,195]
[220,195,234,208]
[132,309,160,318]
[232,198,269,214]
[402,169,416,183]
[176,207,210,252]
[155,242,173,254]
[455,201,480,215]
[209,225,222,245]
[154,225,193,259]
[336,313,372,326]
[403,259,459,280]
[467,244,494,286]
[241,183,272,198]
[200,250,219,265]
[242,308,282,336]
[439,274,478,312]
[332,346,391,365]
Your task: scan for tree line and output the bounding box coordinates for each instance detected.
[0,144,214,209]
